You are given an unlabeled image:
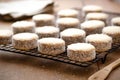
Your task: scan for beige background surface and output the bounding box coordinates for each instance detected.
[0,0,120,80]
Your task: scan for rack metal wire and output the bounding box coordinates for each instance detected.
[0,43,119,67]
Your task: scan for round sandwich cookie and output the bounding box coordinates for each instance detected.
[32,14,55,27]
[86,13,108,24]
[102,26,120,44]
[57,9,79,18]
[12,33,38,50]
[67,43,96,62]
[36,26,59,39]
[38,38,65,56]
[0,30,13,45]
[111,17,120,26]
[82,5,103,16]
[60,28,86,46]
[12,21,35,34]
[81,20,105,35]
[56,18,80,31]
[86,34,112,52]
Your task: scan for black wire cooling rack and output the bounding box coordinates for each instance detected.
[0,44,119,67]
[0,10,120,67]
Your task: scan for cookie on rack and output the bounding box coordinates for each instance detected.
[102,26,120,44]
[86,13,108,24]
[86,34,112,52]
[67,43,96,62]
[32,14,55,27]
[56,18,80,31]
[111,17,120,26]
[35,26,59,39]
[81,20,105,35]
[57,9,79,18]
[38,38,65,56]
[0,30,13,45]
[60,28,86,46]
[12,21,35,34]
[82,5,103,16]
[12,33,38,50]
